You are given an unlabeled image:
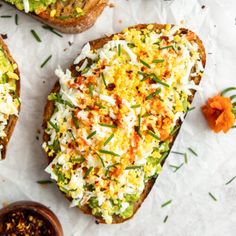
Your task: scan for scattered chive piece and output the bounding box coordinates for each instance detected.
[138,114,141,132]
[48,121,59,132]
[118,44,121,56]
[72,113,79,129]
[142,113,150,118]
[37,180,53,184]
[131,104,141,109]
[153,59,164,64]
[163,215,168,223]
[95,152,105,167]
[88,83,93,97]
[125,166,142,170]
[232,125,236,128]
[157,152,169,165]
[188,147,198,156]
[169,163,184,172]
[161,200,172,208]
[225,176,236,185]
[104,133,114,146]
[208,192,217,201]
[0,15,12,18]
[99,149,120,156]
[147,130,160,140]
[146,89,161,100]
[40,55,52,68]
[99,123,117,128]
[84,167,93,178]
[69,130,76,140]
[187,107,196,112]
[15,14,18,25]
[184,153,188,164]
[101,73,107,87]
[171,151,185,156]
[87,131,96,139]
[140,59,151,68]
[31,29,42,42]
[42,25,63,37]
[221,87,236,96]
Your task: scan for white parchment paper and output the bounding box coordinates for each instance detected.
[0,0,236,235]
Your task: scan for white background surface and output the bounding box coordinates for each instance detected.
[0,0,236,235]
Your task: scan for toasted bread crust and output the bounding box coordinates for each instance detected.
[0,37,20,160]
[43,24,206,223]
[5,0,108,34]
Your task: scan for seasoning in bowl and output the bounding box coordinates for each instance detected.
[0,201,63,236]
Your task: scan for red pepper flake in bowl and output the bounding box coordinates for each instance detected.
[0,209,53,235]
[202,87,236,133]
[0,201,63,236]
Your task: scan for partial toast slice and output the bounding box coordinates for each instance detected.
[4,0,108,34]
[43,24,206,223]
[0,37,20,160]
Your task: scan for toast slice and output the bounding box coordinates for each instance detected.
[0,37,20,160]
[43,24,206,223]
[4,0,108,34]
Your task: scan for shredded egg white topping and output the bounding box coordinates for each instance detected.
[43,25,204,223]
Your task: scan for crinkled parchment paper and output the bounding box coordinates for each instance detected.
[0,0,236,235]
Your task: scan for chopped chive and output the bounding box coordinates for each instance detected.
[125,165,142,170]
[169,163,184,172]
[187,107,196,112]
[225,176,236,185]
[140,59,151,68]
[101,73,107,87]
[95,152,105,167]
[72,113,79,129]
[99,123,117,128]
[104,133,114,146]
[232,125,236,128]
[40,55,52,68]
[48,121,59,132]
[127,43,135,48]
[146,89,161,100]
[184,153,188,164]
[163,215,168,223]
[230,95,236,101]
[151,74,169,87]
[142,113,151,118]
[131,104,141,109]
[105,163,119,176]
[118,44,122,56]
[84,167,93,178]
[170,126,180,135]
[15,14,18,25]
[31,29,42,42]
[87,131,96,139]
[171,151,185,156]
[37,180,53,184]
[138,114,141,132]
[69,130,76,140]
[94,102,106,109]
[208,192,217,201]
[147,130,160,140]
[153,59,164,64]
[221,87,236,96]
[88,83,93,97]
[81,66,90,75]
[99,149,120,156]
[188,147,198,156]
[0,15,12,18]
[42,25,63,37]
[159,45,176,51]
[157,152,169,165]
[161,200,172,208]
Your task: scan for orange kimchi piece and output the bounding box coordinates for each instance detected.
[202,95,235,133]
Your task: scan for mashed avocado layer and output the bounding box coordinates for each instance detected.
[0,46,20,157]
[5,0,85,18]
